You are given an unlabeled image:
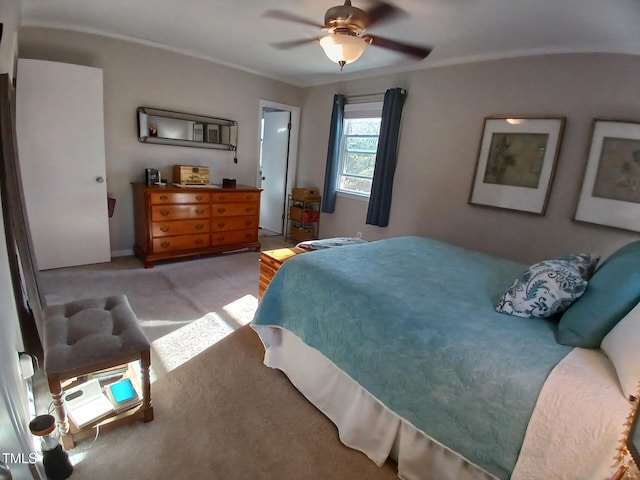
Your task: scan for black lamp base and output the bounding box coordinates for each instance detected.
[43,445,73,480]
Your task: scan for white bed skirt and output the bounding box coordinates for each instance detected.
[251,325,629,480]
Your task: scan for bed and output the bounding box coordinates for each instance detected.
[251,236,638,480]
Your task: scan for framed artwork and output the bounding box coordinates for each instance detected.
[574,119,640,232]
[469,116,565,214]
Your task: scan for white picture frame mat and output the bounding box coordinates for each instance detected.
[471,118,563,213]
[575,121,640,232]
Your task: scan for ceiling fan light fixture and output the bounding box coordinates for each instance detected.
[320,34,368,67]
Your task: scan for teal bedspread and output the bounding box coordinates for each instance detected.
[252,236,573,479]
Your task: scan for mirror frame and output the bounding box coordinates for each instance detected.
[137,106,237,150]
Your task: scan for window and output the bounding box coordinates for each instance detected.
[337,102,382,197]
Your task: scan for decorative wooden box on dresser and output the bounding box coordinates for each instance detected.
[133,183,261,268]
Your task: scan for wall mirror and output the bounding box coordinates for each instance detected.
[137,106,237,150]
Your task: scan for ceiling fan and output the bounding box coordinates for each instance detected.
[264,0,432,70]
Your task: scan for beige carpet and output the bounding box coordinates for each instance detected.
[39,234,290,340]
[36,236,399,479]
[64,326,398,479]
[38,236,291,376]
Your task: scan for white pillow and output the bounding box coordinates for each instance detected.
[600,301,640,400]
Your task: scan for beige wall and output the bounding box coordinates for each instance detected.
[16,27,640,264]
[18,27,304,254]
[298,54,640,263]
[0,0,19,79]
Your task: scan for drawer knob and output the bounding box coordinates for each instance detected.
[195,238,204,245]
[217,222,226,228]
[195,208,205,215]
[195,223,204,230]
[216,236,225,241]
[245,220,252,226]
[244,233,251,238]
[219,196,226,200]
[217,208,226,213]
[161,241,170,248]
[160,226,170,232]
[196,195,203,200]
[246,195,253,200]
[245,207,253,212]
[160,210,170,216]
[159,195,168,200]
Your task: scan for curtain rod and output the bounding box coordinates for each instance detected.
[345,89,406,104]
[348,92,385,99]
[345,91,385,104]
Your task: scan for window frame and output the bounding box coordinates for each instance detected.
[336,101,383,198]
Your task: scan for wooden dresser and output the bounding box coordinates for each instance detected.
[259,247,305,300]
[133,183,261,268]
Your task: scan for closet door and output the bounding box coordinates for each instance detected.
[16,59,110,270]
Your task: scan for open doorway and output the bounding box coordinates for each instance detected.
[257,100,300,236]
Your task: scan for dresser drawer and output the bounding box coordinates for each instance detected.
[211,229,258,246]
[258,261,277,301]
[149,191,210,205]
[260,262,278,284]
[152,234,209,252]
[258,283,267,300]
[210,216,258,232]
[151,204,210,221]
[151,219,210,237]
[211,202,259,217]
[258,273,273,299]
[260,248,305,269]
[211,191,260,203]
[260,254,282,271]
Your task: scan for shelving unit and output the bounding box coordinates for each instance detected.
[286,193,321,244]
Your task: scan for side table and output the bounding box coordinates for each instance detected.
[258,247,305,300]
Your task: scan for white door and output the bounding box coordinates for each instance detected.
[16,59,110,270]
[259,110,291,234]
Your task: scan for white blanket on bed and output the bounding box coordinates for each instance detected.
[513,347,630,479]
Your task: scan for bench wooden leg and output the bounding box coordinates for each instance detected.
[47,374,75,449]
[141,349,154,422]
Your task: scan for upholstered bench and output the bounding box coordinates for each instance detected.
[42,295,153,448]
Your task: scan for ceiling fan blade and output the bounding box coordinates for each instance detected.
[271,37,323,50]
[362,34,432,59]
[362,1,405,28]
[263,10,325,29]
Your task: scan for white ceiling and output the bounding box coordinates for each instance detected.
[19,0,640,87]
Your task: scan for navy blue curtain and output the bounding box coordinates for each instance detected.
[366,88,407,227]
[321,94,346,213]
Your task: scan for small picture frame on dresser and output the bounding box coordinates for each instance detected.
[145,168,160,186]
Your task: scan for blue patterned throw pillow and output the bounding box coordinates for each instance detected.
[495,254,600,319]
[551,253,600,279]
